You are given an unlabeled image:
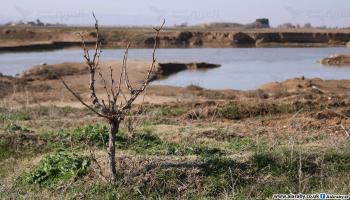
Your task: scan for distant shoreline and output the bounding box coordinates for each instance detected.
[0,27,349,52]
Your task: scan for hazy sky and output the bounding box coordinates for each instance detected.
[1,0,350,27]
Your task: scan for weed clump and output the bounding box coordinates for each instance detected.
[220,104,241,120]
[4,123,31,133]
[23,150,90,187]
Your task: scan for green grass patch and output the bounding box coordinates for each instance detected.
[0,108,31,121]
[0,140,18,161]
[118,133,189,156]
[226,138,257,151]
[57,123,109,147]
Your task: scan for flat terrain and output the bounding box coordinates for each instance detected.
[0,61,350,199]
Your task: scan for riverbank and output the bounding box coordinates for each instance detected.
[1,60,350,107]
[1,26,350,52]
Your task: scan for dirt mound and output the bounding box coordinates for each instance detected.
[260,77,312,93]
[22,62,88,81]
[319,54,350,65]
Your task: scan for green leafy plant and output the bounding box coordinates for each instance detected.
[24,150,90,187]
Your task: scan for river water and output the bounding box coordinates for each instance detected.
[0,47,349,90]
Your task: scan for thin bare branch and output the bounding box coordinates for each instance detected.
[98,71,111,109]
[119,88,128,105]
[92,12,101,67]
[122,43,133,93]
[60,77,109,118]
[78,14,103,108]
[113,51,127,105]
[119,20,165,113]
[78,33,91,62]
[109,66,117,108]
[88,147,109,182]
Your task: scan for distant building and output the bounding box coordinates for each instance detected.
[3,19,66,27]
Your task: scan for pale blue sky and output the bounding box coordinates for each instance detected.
[1,0,349,27]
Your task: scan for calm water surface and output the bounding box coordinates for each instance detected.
[0,48,349,90]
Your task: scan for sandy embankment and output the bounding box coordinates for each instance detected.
[1,27,350,52]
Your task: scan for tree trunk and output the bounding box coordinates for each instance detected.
[108,119,119,183]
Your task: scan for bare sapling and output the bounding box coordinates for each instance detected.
[60,14,164,183]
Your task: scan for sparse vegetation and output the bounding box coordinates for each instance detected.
[1,102,350,199]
